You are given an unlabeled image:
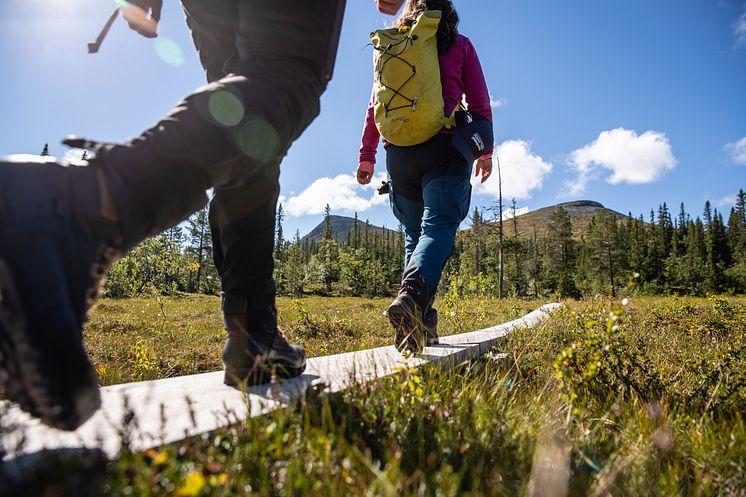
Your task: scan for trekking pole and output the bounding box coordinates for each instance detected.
[87,8,120,54]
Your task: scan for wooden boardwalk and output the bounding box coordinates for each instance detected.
[1,303,561,459]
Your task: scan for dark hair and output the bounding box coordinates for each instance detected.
[394,0,460,53]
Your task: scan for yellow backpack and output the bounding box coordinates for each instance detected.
[370,10,455,146]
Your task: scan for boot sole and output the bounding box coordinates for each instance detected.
[0,258,100,430]
[224,361,307,388]
[388,304,424,354]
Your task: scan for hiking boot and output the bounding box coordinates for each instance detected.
[0,151,205,430]
[423,307,439,345]
[388,291,425,354]
[222,314,306,387]
[0,156,121,430]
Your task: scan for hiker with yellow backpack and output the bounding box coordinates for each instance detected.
[356,0,494,354]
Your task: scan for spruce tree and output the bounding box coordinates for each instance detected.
[285,230,306,296]
[582,210,625,296]
[352,212,361,249]
[683,218,707,294]
[187,208,212,293]
[323,204,333,241]
[471,207,481,275]
[627,215,648,284]
[275,204,285,259]
[705,209,729,293]
[725,191,746,292]
[541,207,578,297]
[496,157,504,298]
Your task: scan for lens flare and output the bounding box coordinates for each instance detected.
[238,117,279,162]
[208,91,245,127]
[154,37,185,67]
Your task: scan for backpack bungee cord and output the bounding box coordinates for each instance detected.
[374,31,419,116]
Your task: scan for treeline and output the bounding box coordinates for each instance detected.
[104,191,746,299]
[272,205,406,297]
[104,210,219,297]
[445,190,746,298]
[103,204,407,298]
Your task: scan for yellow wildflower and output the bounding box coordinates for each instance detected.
[176,471,206,497]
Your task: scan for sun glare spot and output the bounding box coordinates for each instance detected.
[154,37,185,67]
[238,117,279,161]
[208,91,245,127]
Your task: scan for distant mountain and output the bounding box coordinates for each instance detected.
[482,200,630,239]
[301,215,400,246]
[302,201,627,246]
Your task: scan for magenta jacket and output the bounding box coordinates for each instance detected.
[358,33,493,165]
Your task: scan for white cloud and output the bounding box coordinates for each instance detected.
[502,205,530,220]
[725,136,746,164]
[282,173,388,217]
[489,93,507,109]
[61,148,88,163]
[565,128,677,195]
[718,194,737,209]
[735,11,746,46]
[472,140,553,200]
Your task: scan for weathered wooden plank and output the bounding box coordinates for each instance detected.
[1,303,561,459]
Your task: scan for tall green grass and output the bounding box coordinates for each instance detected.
[89,296,745,496]
[83,296,541,386]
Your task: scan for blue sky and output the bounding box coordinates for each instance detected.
[1,0,745,237]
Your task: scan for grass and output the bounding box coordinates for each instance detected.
[4,295,745,495]
[83,295,542,386]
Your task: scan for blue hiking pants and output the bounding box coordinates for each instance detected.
[386,133,472,303]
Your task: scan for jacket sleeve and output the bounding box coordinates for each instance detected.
[461,37,494,156]
[358,86,380,165]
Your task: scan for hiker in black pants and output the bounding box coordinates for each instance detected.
[0,0,405,431]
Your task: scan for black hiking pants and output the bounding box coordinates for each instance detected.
[151,0,345,319]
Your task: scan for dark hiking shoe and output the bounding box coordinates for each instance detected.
[0,156,123,430]
[423,307,439,345]
[222,314,306,387]
[388,292,425,354]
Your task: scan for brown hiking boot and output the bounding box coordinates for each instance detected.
[388,292,425,354]
[423,307,439,345]
[222,314,306,387]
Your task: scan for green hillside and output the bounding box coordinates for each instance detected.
[483,200,630,240]
[301,215,400,246]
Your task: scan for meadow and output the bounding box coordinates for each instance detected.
[75,295,746,496]
[83,295,542,386]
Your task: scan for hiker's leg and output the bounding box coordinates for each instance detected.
[385,142,432,353]
[405,135,472,301]
[189,0,347,382]
[388,135,468,353]
[0,0,346,428]
[180,0,237,287]
[210,165,278,324]
[78,0,347,245]
[386,146,425,269]
[181,0,238,83]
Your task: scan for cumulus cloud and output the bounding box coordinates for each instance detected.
[282,172,388,217]
[725,136,746,164]
[472,140,553,200]
[565,128,677,196]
